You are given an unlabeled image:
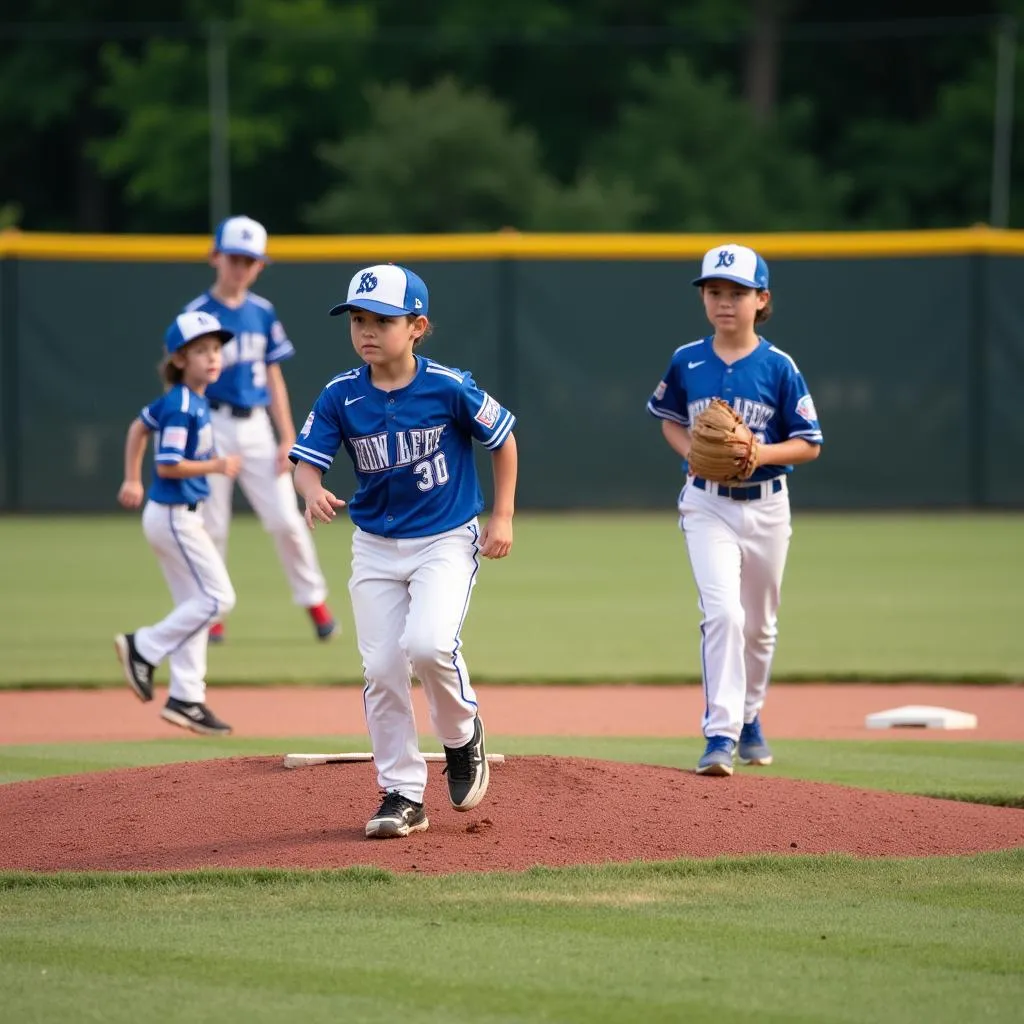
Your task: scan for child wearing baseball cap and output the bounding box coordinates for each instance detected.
[180,215,338,646]
[114,311,242,736]
[290,264,519,839]
[647,243,823,776]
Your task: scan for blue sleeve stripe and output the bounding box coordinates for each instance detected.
[484,412,516,450]
[290,443,333,470]
[326,371,359,388]
[266,343,295,364]
[482,411,513,448]
[291,452,332,471]
[155,453,183,464]
[790,430,823,442]
[646,401,688,426]
[672,339,705,355]
[140,408,159,429]
[426,364,465,383]
[486,410,513,439]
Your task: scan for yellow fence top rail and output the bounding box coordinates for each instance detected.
[3,226,1024,261]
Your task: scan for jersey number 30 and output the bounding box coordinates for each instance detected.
[413,453,450,492]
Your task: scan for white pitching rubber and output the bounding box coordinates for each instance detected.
[283,752,506,769]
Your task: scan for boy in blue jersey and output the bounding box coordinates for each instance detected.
[114,311,242,735]
[290,264,518,839]
[647,244,823,776]
[184,216,336,644]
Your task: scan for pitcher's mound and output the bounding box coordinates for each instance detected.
[2,756,1021,873]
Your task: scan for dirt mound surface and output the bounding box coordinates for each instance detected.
[3,756,1021,874]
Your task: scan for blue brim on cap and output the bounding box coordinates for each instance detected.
[217,246,271,263]
[329,299,416,317]
[691,272,762,288]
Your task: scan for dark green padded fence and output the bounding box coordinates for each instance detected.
[1,252,1021,511]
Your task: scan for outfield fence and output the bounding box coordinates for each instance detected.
[2,227,1023,511]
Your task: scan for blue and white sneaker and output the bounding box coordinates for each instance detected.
[738,715,774,766]
[696,735,736,776]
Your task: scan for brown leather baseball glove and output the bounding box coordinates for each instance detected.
[687,398,760,483]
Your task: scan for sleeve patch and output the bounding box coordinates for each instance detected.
[300,411,315,437]
[474,393,501,429]
[161,426,188,450]
[653,380,667,401]
[271,321,287,344]
[795,394,818,422]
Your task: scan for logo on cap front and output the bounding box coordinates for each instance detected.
[714,250,735,269]
[355,272,378,295]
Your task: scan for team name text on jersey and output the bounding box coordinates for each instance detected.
[350,426,447,473]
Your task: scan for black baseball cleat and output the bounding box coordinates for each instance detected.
[443,716,490,811]
[160,698,233,736]
[365,791,429,839]
[114,633,155,703]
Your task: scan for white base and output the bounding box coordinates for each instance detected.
[864,705,978,730]
[283,752,506,769]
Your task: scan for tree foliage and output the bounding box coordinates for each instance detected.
[587,55,848,231]
[3,0,1023,232]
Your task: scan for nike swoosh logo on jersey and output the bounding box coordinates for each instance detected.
[344,396,365,406]
[688,361,706,369]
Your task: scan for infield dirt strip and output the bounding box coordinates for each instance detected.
[1,685,1022,873]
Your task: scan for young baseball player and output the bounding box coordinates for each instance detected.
[183,215,336,644]
[646,243,823,776]
[290,264,518,838]
[114,311,241,736]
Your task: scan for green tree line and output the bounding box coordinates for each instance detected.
[3,0,1024,234]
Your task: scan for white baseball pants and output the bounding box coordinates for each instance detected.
[133,501,236,704]
[679,478,792,741]
[349,520,482,803]
[206,406,327,607]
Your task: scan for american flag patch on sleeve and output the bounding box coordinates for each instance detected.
[161,426,188,451]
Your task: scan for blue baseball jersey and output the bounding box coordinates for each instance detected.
[139,385,217,505]
[183,291,294,409]
[290,357,516,539]
[647,336,823,482]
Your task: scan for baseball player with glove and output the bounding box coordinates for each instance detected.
[646,243,823,776]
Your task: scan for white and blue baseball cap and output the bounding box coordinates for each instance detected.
[692,243,770,290]
[164,311,233,353]
[329,264,429,317]
[213,215,269,261]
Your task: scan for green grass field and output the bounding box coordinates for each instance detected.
[1,512,1022,686]
[1,738,1023,1023]
[3,853,1022,1024]
[2,512,1022,1022]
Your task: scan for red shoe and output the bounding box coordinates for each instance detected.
[208,622,225,644]
[308,603,339,641]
